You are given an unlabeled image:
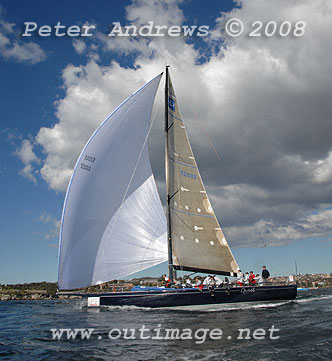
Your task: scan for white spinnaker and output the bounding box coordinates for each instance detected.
[58,74,167,290]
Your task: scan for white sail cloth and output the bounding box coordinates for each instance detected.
[58,74,167,290]
[166,75,239,275]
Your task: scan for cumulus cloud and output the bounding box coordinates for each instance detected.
[72,39,87,54]
[225,209,332,248]
[97,32,153,57]
[24,0,332,247]
[126,0,184,26]
[38,212,61,247]
[20,164,37,184]
[16,139,39,164]
[96,0,185,57]
[16,140,40,184]
[314,151,332,184]
[0,7,46,64]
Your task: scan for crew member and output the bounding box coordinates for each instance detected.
[255,274,263,286]
[162,274,171,287]
[249,271,256,285]
[244,272,250,285]
[203,275,216,286]
[193,277,203,290]
[262,266,270,283]
[237,269,243,286]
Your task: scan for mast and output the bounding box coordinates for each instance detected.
[165,66,174,281]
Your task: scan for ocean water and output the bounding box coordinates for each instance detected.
[1,288,332,361]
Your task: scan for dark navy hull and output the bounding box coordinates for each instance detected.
[86,285,297,308]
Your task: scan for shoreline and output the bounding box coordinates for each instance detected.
[0,293,82,301]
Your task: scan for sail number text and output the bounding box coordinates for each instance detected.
[180,170,196,179]
[84,155,96,163]
[81,163,91,171]
[81,154,96,171]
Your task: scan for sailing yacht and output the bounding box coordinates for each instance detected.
[58,67,297,307]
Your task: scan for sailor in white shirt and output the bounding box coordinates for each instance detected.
[255,274,264,286]
[244,272,250,285]
[237,270,243,285]
[214,276,223,287]
[203,275,216,286]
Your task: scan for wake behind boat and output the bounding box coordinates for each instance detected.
[57,66,297,308]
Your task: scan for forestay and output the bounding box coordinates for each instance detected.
[166,74,239,276]
[58,74,167,290]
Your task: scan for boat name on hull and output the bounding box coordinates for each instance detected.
[241,287,256,294]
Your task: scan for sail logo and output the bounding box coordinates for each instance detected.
[169,97,175,111]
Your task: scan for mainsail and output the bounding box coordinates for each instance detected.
[58,74,167,290]
[165,70,239,276]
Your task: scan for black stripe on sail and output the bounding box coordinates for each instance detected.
[173,265,233,277]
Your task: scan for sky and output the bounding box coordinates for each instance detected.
[0,0,332,284]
